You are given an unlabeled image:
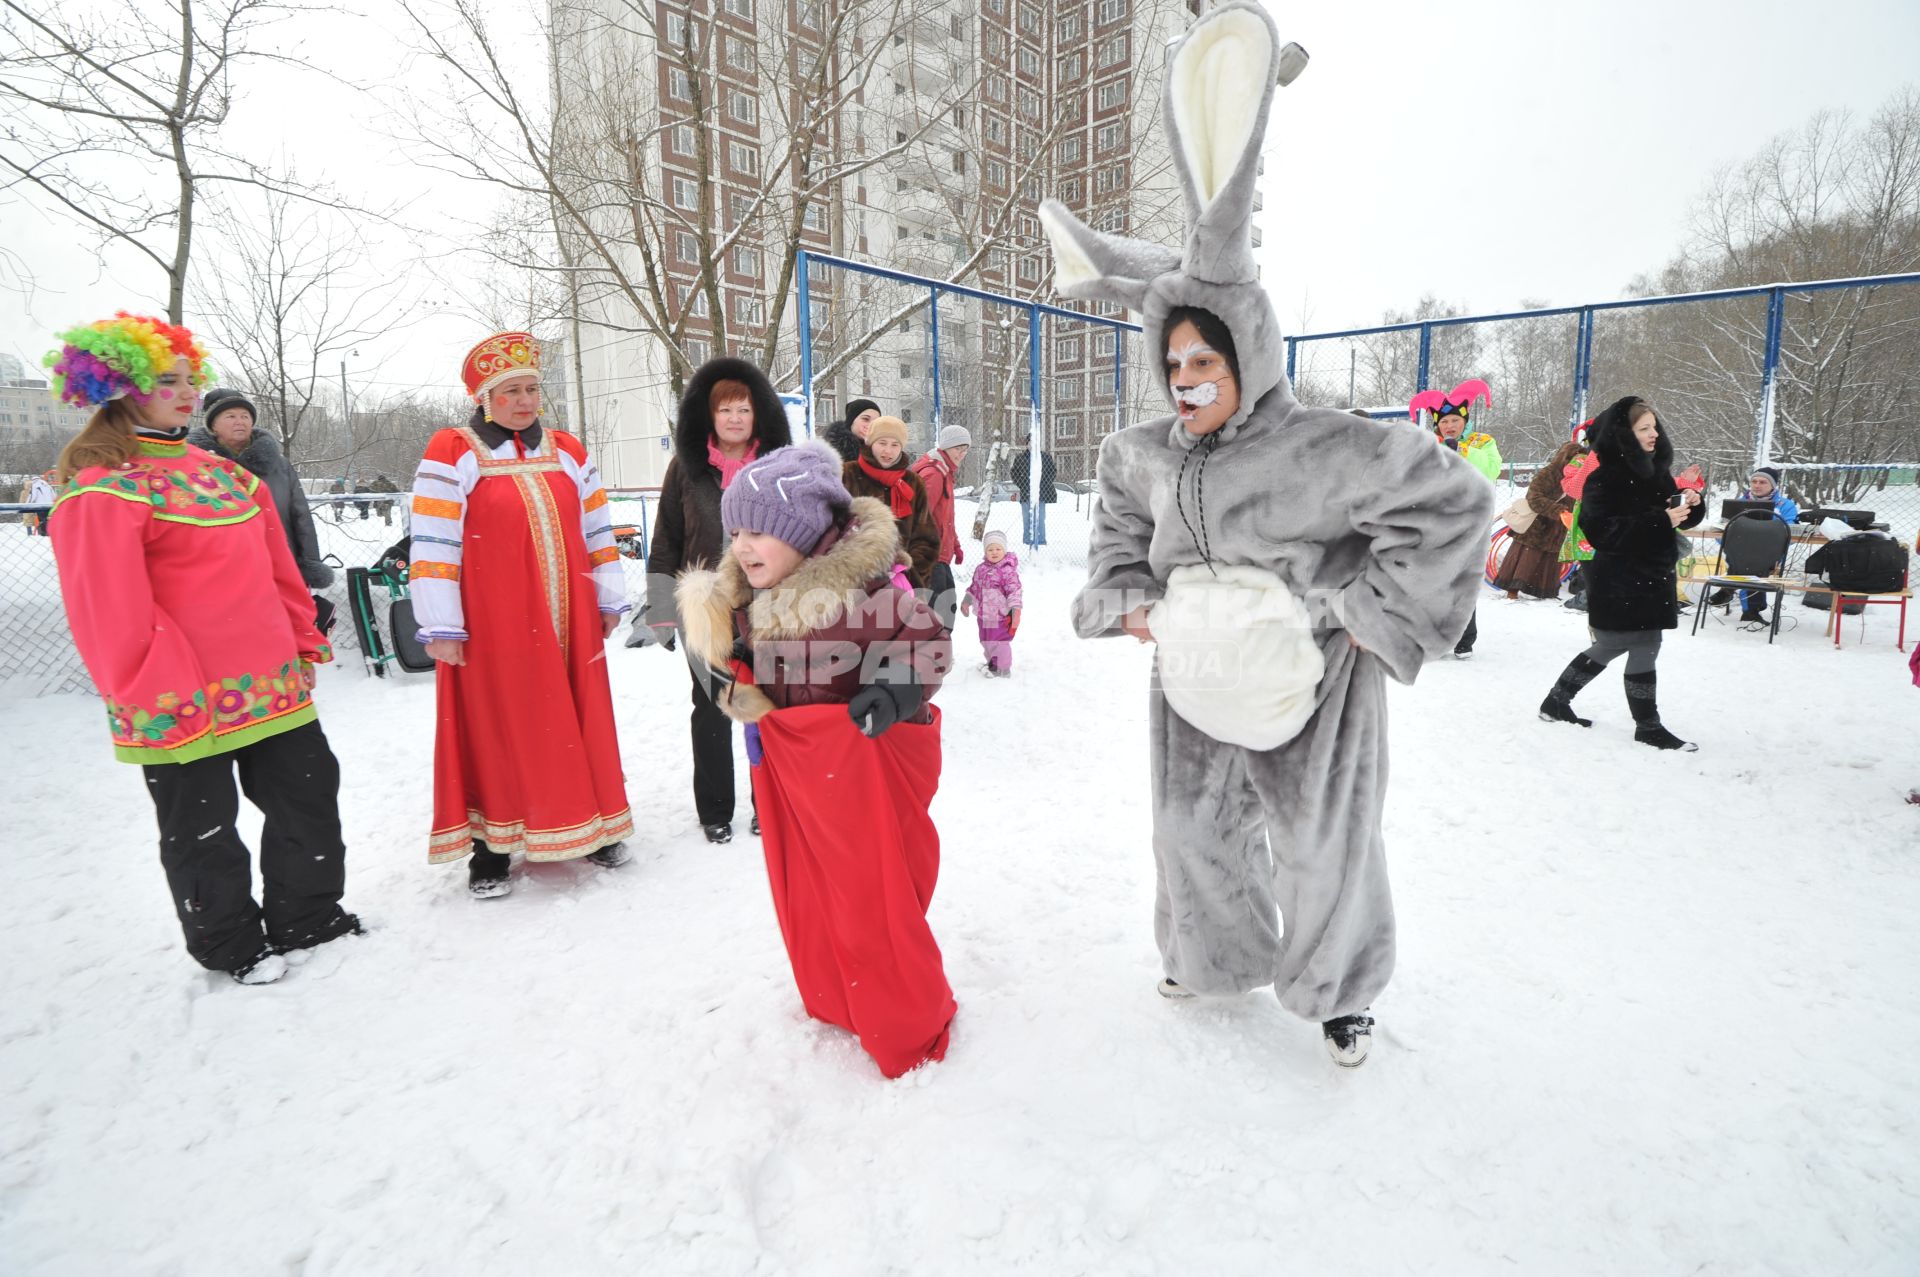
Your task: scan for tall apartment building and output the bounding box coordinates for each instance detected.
[552,0,1221,488]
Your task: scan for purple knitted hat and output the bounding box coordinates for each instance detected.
[720,439,853,552]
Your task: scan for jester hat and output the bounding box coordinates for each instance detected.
[1408,379,1492,425]
[45,313,210,409]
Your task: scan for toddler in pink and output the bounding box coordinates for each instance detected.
[961,530,1023,676]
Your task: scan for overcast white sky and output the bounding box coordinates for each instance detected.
[2,0,1917,397]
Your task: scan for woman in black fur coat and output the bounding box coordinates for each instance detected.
[1537,395,1706,751]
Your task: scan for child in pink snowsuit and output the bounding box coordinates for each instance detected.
[961,530,1023,676]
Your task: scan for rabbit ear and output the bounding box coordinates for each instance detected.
[1164,4,1306,284]
[1038,200,1180,313]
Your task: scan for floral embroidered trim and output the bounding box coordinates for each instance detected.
[103,660,314,751]
[588,546,621,567]
[59,456,259,523]
[582,488,608,512]
[410,560,459,582]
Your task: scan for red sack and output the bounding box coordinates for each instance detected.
[752,703,956,1078]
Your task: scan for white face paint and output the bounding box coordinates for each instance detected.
[1169,341,1226,408]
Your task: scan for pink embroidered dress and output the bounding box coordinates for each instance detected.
[51,438,334,764]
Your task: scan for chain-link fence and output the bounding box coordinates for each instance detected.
[0,489,665,699]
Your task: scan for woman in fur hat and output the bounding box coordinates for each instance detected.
[1538,395,1706,750]
[1042,3,1491,1067]
[645,357,794,844]
[841,415,942,589]
[676,441,956,1078]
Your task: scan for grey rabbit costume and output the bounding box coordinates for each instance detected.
[1047,4,1492,1031]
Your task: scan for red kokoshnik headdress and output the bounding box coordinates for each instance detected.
[461,331,540,401]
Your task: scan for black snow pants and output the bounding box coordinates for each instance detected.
[141,719,352,972]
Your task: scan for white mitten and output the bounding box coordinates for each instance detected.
[1148,564,1325,751]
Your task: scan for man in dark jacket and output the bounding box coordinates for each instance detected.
[1012,438,1056,549]
[644,356,793,843]
[823,399,881,463]
[189,388,334,590]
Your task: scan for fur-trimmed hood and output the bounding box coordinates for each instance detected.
[1588,394,1672,479]
[676,493,903,672]
[674,357,792,474]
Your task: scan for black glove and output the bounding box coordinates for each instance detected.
[847,679,925,738]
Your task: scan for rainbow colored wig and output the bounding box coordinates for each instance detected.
[44,312,211,409]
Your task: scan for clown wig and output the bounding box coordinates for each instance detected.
[45,312,210,410]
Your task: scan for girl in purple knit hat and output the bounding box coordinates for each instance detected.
[961,530,1024,677]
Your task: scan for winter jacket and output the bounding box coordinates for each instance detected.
[675,496,950,723]
[50,438,334,765]
[909,448,963,565]
[185,424,333,588]
[1440,430,1503,482]
[1745,485,1801,525]
[1578,396,1707,632]
[647,358,793,627]
[1012,449,1057,504]
[843,452,942,589]
[1512,439,1584,553]
[965,553,1023,630]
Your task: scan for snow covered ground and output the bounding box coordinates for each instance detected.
[4,548,1919,1274]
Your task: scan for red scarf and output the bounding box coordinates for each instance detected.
[708,437,760,490]
[858,456,916,519]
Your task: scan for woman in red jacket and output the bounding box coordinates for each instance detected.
[47,314,358,985]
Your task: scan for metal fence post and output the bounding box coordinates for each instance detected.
[1754,287,1785,469]
[929,286,943,430]
[1285,336,1296,384]
[1028,306,1043,446]
[1573,306,1594,426]
[1416,323,1432,393]
[1114,331,1126,435]
[797,250,814,438]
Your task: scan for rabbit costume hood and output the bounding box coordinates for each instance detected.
[1039,5,1306,446]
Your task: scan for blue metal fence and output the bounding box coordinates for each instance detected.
[1285,272,1920,473]
[795,249,1141,448]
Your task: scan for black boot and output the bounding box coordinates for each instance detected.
[468,841,512,899]
[702,822,733,845]
[1624,671,1697,752]
[1539,653,1604,727]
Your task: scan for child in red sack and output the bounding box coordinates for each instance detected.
[675,441,958,1078]
[961,529,1024,677]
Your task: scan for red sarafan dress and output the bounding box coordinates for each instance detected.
[408,422,632,862]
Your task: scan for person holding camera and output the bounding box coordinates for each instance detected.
[1538,396,1706,751]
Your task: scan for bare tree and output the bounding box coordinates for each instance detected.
[193,186,423,458]
[0,0,341,322]
[1621,86,1920,498]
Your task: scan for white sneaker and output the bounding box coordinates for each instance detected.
[586,842,632,868]
[232,952,288,986]
[1157,977,1197,1000]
